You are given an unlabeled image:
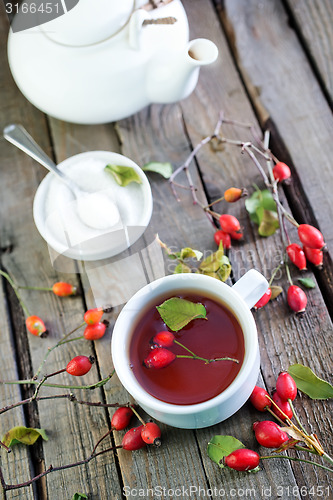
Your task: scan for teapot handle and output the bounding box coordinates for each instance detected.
[232,269,269,309]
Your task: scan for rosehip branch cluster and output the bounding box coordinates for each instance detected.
[143,330,239,369]
[169,112,327,315]
[221,372,333,473]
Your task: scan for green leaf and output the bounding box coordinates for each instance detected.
[298,277,316,289]
[198,244,231,282]
[258,209,279,237]
[207,435,245,468]
[2,426,48,448]
[288,364,333,399]
[157,297,207,331]
[245,188,278,236]
[105,164,142,187]
[72,494,88,500]
[174,262,191,274]
[270,285,283,300]
[142,162,173,179]
[179,247,203,261]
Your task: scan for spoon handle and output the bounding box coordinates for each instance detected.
[3,124,70,185]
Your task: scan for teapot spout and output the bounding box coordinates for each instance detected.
[146,38,218,104]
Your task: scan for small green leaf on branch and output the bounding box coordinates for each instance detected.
[174,262,191,274]
[270,286,283,300]
[207,435,245,468]
[157,297,207,331]
[178,247,203,261]
[72,494,88,500]
[245,187,279,236]
[105,164,142,187]
[142,162,173,179]
[2,426,48,448]
[198,243,231,281]
[288,364,333,399]
[298,278,316,289]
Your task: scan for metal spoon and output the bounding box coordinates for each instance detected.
[3,124,120,230]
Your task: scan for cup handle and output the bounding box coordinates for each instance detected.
[232,269,269,309]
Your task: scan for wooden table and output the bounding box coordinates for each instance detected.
[1,1,333,498]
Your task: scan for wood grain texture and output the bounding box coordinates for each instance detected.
[286,0,333,106]
[181,0,333,493]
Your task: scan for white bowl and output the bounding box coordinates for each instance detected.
[33,151,153,261]
[112,270,268,429]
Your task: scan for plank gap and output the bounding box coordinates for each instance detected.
[281,0,333,110]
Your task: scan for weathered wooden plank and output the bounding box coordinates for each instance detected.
[0,280,35,500]
[0,15,123,500]
[218,0,333,310]
[285,0,333,106]
[181,0,333,493]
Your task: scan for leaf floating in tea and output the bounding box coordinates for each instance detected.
[207,435,245,468]
[156,297,207,331]
[288,364,333,399]
[105,164,142,187]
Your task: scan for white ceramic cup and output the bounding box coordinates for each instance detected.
[111,270,268,429]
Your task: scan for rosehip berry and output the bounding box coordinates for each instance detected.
[66,355,94,376]
[141,422,162,447]
[229,230,243,241]
[272,392,293,421]
[224,187,246,203]
[276,372,297,401]
[83,321,107,340]
[214,230,231,249]
[303,246,323,267]
[219,214,241,234]
[273,162,291,182]
[122,425,146,451]
[286,244,307,271]
[253,420,289,448]
[298,224,325,250]
[287,285,307,313]
[144,348,176,369]
[249,386,272,412]
[111,407,134,431]
[224,448,260,471]
[152,331,175,348]
[26,315,48,337]
[253,288,272,310]
[52,282,77,297]
[84,307,104,325]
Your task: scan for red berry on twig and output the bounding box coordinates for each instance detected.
[253,420,289,448]
[84,307,104,325]
[229,230,243,241]
[214,230,231,249]
[26,315,48,337]
[224,448,260,471]
[253,288,272,310]
[272,392,293,421]
[249,386,271,412]
[219,214,241,234]
[52,282,77,297]
[298,224,325,250]
[122,426,146,451]
[276,372,297,401]
[287,285,307,313]
[66,355,94,376]
[286,244,307,271]
[224,187,246,203]
[83,321,108,340]
[273,162,291,182]
[303,246,323,267]
[144,348,176,369]
[141,422,162,447]
[152,331,175,348]
[111,407,134,431]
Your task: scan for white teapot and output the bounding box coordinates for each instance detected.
[7,0,218,124]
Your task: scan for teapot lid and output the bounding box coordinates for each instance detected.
[40,0,136,47]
